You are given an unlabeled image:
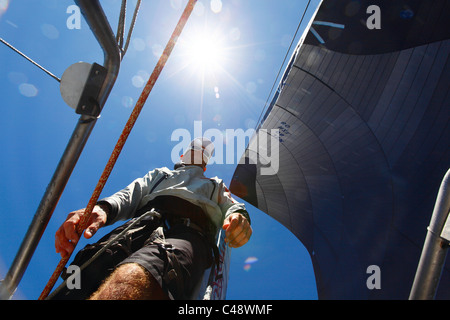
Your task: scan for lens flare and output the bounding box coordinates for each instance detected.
[0,0,10,17]
[19,83,38,98]
[245,256,258,264]
[243,257,258,271]
[210,0,223,14]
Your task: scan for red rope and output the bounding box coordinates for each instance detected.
[38,0,197,300]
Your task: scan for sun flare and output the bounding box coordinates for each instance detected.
[182,30,227,75]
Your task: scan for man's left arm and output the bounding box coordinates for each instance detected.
[218,183,252,248]
[223,211,252,248]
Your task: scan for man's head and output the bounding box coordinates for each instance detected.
[181,137,214,169]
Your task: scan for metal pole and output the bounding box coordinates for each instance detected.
[0,0,121,300]
[409,169,450,300]
[38,0,198,300]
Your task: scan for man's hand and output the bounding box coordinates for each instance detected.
[222,212,252,248]
[55,205,108,258]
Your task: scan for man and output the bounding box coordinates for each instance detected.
[54,137,252,300]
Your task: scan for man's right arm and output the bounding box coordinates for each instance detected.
[54,168,165,258]
[54,204,108,259]
[96,169,164,225]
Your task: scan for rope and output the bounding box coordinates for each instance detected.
[0,37,61,82]
[116,0,127,48]
[46,209,161,300]
[116,0,143,58]
[38,0,198,300]
[254,0,313,130]
[123,0,142,56]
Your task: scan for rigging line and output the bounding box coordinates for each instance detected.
[122,0,142,56]
[115,0,142,59]
[116,0,127,48]
[0,37,61,83]
[38,0,198,300]
[254,0,312,131]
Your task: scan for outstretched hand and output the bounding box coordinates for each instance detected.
[55,205,108,258]
[222,212,252,248]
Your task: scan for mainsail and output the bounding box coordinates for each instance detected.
[230,0,450,299]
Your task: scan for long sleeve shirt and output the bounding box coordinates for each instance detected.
[99,165,250,230]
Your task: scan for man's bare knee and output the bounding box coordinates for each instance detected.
[89,263,167,300]
[113,263,149,286]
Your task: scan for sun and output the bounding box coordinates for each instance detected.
[182,29,228,75]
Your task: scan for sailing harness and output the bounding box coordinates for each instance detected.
[38,0,198,300]
[48,170,220,300]
[48,192,220,300]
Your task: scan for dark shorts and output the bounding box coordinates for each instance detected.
[119,224,213,300]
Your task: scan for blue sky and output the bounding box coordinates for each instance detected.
[0,0,320,299]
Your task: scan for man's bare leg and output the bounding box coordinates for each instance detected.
[89,263,168,300]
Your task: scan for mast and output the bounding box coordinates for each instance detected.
[0,0,122,300]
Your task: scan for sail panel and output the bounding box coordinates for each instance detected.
[231,0,450,299]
